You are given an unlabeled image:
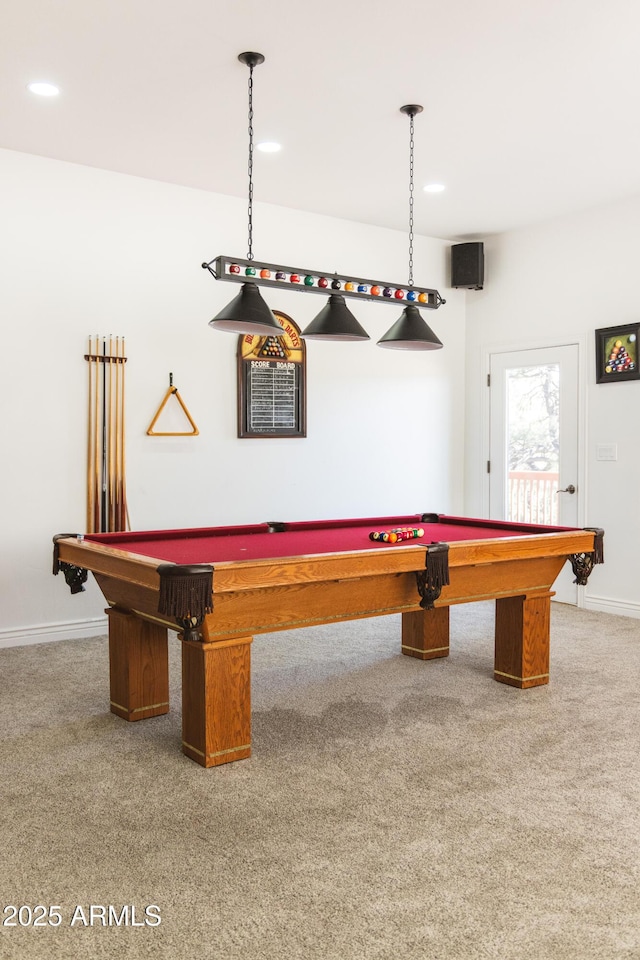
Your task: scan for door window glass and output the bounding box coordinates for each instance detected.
[506,364,559,524]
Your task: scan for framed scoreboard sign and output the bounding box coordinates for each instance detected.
[237,311,307,438]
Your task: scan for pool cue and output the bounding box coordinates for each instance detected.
[113,337,119,530]
[86,336,95,532]
[120,337,129,530]
[92,336,101,533]
[108,334,115,531]
[93,336,101,533]
[106,335,111,531]
[115,337,123,530]
[100,337,107,531]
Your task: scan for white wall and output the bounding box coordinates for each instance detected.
[0,148,466,645]
[464,195,640,616]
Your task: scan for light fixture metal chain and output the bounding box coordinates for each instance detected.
[400,103,422,289]
[247,62,255,261]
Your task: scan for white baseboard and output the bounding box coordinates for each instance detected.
[583,594,640,619]
[0,617,108,649]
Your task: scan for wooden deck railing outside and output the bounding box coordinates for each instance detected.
[508,470,559,525]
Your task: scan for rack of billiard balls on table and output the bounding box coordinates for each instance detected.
[369,526,425,544]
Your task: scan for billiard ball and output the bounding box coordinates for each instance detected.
[290,274,300,283]
[276,271,286,280]
[394,289,404,299]
[304,275,314,286]
[331,279,342,290]
[371,286,381,296]
[229,263,241,274]
[383,287,392,298]
[318,277,329,288]
[260,269,271,279]
[245,266,257,276]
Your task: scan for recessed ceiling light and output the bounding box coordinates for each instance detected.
[256,141,281,153]
[27,81,60,97]
[424,183,446,193]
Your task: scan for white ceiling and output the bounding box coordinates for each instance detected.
[3,0,640,241]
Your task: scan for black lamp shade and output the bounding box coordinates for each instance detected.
[209,282,282,336]
[377,305,443,351]
[301,295,370,341]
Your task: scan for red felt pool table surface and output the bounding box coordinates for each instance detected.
[83,514,579,565]
[54,513,602,768]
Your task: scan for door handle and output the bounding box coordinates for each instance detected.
[557,484,576,494]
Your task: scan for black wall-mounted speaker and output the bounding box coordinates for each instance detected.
[451,242,484,290]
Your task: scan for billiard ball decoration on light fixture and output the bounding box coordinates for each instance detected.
[204,255,444,309]
[203,54,445,347]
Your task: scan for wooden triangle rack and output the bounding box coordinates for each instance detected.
[147,373,199,436]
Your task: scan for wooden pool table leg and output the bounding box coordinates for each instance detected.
[181,636,253,768]
[494,592,552,689]
[107,608,170,720]
[401,607,450,660]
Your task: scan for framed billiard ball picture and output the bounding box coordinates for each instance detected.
[595,323,640,384]
[237,311,307,438]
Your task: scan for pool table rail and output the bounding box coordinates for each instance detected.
[54,526,598,643]
[54,526,595,595]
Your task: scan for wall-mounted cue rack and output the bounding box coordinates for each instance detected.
[85,336,129,533]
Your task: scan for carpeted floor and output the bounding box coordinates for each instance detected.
[1,601,639,959]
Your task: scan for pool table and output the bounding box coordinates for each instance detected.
[53,514,603,767]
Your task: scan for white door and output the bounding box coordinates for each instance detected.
[489,344,580,604]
